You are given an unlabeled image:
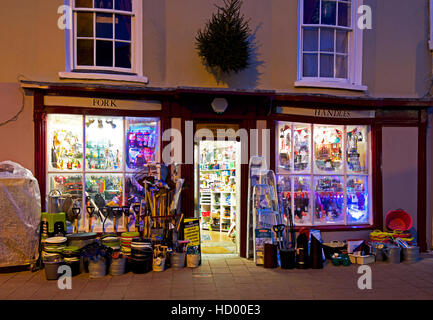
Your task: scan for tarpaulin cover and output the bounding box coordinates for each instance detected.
[0,161,41,267]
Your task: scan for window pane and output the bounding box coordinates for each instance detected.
[77,12,93,37]
[338,2,351,27]
[303,0,320,24]
[115,0,132,12]
[75,0,93,8]
[335,55,348,78]
[320,28,334,52]
[347,176,369,224]
[115,14,131,41]
[96,13,113,39]
[96,40,113,66]
[313,176,344,225]
[125,117,159,170]
[320,53,334,77]
[347,126,368,173]
[48,174,84,229]
[277,122,292,171]
[85,174,123,232]
[77,39,94,66]
[47,114,84,171]
[115,42,131,68]
[303,27,318,51]
[336,30,348,53]
[277,175,292,223]
[294,176,311,225]
[303,53,318,77]
[321,1,337,25]
[294,123,310,172]
[314,125,343,173]
[95,0,113,9]
[85,116,123,171]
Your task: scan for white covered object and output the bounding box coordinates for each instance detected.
[0,161,41,267]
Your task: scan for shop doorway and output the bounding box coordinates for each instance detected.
[194,139,241,255]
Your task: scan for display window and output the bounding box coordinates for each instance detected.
[276,121,372,227]
[46,114,160,232]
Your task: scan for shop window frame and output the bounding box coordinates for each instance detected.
[295,0,367,92]
[275,120,373,229]
[46,113,161,233]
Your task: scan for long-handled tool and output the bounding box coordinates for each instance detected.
[72,206,81,234]
[132,203,141,233]
[122,206,130,232]
[273,224,285,250]
[87,205,95,232]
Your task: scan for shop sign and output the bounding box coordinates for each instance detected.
[196,123,240,139]
[44,96,162,111]
[184,218,202,265]
[276,107,375,119]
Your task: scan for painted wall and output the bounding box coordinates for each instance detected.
[382,127,419,237]
[0,1,430,243]
[428,108,433,249]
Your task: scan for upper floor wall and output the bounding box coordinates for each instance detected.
[0,0,431,98]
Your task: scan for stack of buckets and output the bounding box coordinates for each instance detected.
[102,236,126,276]
[130,238,153,274]
[42,236,68,280]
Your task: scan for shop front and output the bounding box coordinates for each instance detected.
[27,82,429,261]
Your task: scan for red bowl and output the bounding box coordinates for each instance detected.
[385,209,413,231]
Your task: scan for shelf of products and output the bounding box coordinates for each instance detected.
[198,141,238,233]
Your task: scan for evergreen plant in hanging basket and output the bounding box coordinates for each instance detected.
[195,0,252,75]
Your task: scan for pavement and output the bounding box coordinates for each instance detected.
[1,253,433,300]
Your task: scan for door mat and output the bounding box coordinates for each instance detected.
[201,246,233,254]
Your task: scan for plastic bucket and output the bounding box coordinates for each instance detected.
[109,257,127,276]
[186,254,200,268]
[153,257,166,272]
[171,253,185,269]
[402,246,419,263]
[66,233,97,249]
[88,259,107,278]
[44,261,63,280]
[280,249,296,269]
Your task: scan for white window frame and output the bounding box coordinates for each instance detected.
[295,0,366,91]
[276,121,373,227]
[60,0,147,83]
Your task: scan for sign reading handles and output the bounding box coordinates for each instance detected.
[44,96,162,111]
[275,107,375,119]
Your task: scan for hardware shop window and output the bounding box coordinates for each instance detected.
[46,114,160,232]
[276,121,372,226]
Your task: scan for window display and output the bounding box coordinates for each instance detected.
[314,175,344,225]
[314,125,343,173]
[293,176,311,225]
[346,126,368,173]
[46,114,160,232]
[125,118,159,170]
[85,116,123,171]
[293,124,311,172]
[47,114,83,171]
[277,123,292,171]
[346,176,368,224]
[276,121,371,227]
